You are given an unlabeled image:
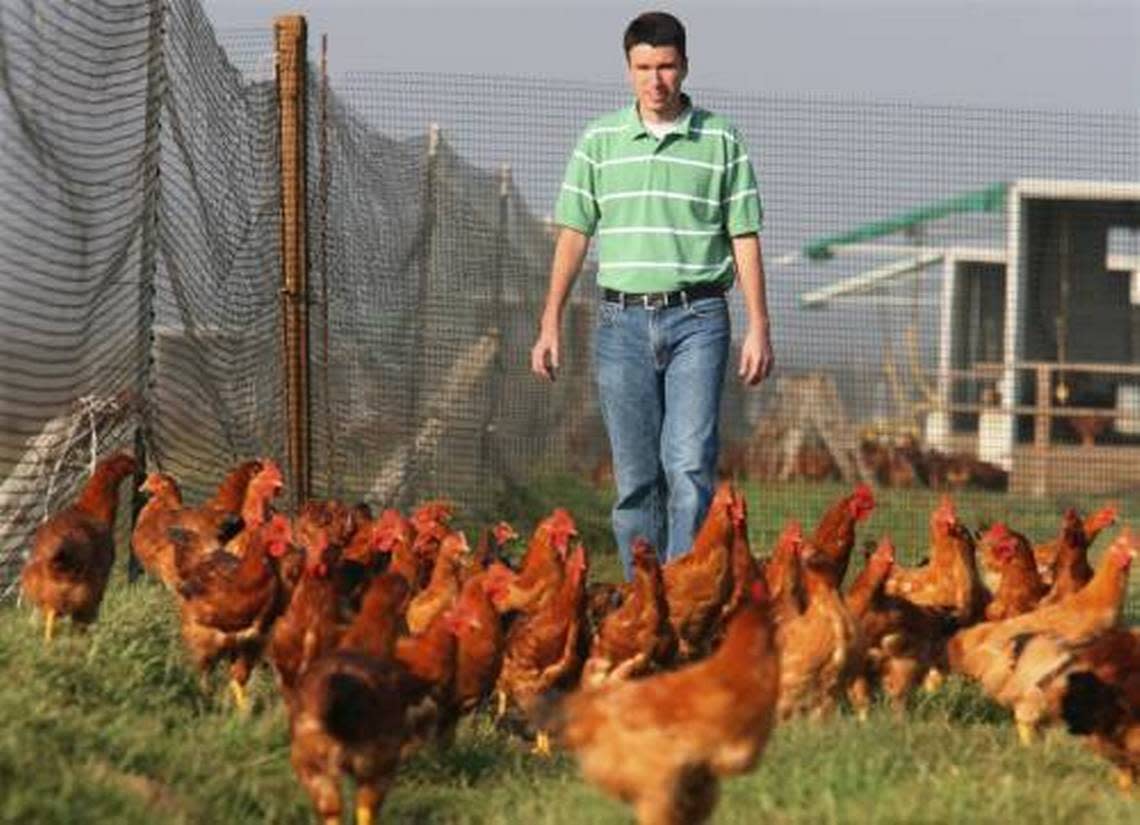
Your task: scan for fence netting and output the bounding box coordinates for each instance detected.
[0,0,283,593]
[1,0,1139,596]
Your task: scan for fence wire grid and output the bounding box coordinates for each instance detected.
[1,0,1139,597]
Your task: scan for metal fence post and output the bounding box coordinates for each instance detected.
[405,123,440,506]
[275,14,310,509]
[479,163,511,490]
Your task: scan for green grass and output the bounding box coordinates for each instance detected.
[2,478,1139,823]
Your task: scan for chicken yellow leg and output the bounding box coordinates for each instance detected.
[356,804,374,825]
[229,678,249,714]
[922,668,944,693]
[1116,767,1135,793]
[531,730,553,758]
[1016,721,1036,746]
[43,608,56,644]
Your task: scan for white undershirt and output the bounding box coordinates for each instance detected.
[643,107,690,139]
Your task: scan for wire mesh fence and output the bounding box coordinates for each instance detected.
[0,0,284,592]
[2,0,1139,595]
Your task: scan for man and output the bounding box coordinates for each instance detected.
[530,11,773,578]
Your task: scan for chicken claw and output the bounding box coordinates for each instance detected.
[531,730,553,758]
[43,608,56,644]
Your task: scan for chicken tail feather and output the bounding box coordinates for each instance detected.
[1061,671,1122,735]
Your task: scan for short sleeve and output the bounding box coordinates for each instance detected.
[553,132,600,236]
[723,129,763,236]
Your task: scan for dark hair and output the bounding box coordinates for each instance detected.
[623,12,687,63]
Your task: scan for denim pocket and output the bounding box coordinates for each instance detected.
[597,301,622,328]
[684,295,728,319]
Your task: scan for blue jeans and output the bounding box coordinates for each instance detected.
[594,295,731,579]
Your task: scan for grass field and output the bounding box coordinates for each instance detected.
[2,477,1138,824]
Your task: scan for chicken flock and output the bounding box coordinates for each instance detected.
[17,450,1140,824]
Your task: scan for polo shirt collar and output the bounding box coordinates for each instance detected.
[626,93,695,141]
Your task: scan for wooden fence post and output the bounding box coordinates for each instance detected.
[275,14,310,508]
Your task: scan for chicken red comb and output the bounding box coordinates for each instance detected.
[442,530,470,554]
[546,509,579,554]
[256,460,284,487]
[140,472,169,493]
[413,520,449,547]
[932,496,957,530]
[548,508,578,532]
[848,484,876,520]
[412,499,454,526]
[493,521,518,544]
[776,519,803,544]
[1087,504,1119,533]
[377,509,415,544]
[990,540,1015,564]
[376,509,405,530]
[984,522,1010,542]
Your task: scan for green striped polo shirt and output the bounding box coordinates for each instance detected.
[554,96,763,293]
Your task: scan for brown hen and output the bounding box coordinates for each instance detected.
[21,451,137,641]
[557,579,779,825]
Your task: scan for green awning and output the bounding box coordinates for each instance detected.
[803,182,1009,261]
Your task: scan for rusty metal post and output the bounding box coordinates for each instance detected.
[275,15,310,508]
[1031,363,1051,497]
[317,32,333,496]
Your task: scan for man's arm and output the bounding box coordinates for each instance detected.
[531,227,591,382]
[731,232,774,386]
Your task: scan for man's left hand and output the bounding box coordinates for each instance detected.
[738,327,774,386]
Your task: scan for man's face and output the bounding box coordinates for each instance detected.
[626,43,687,121]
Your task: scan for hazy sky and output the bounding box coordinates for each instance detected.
[201,1,1139,111]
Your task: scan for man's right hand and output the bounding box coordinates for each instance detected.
[531,226,590,383]
[530,326,560,382]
